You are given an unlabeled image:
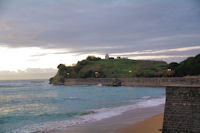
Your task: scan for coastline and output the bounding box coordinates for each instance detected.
[49,104,164,133]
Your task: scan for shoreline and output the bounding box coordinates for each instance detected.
[49,104,164,133]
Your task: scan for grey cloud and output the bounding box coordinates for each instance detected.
[0,0,200,61]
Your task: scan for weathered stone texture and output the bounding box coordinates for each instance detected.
[162,86,200,133]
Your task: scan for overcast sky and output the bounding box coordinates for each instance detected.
[0,0,200,79]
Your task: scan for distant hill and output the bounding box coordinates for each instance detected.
[168,54,200,77]
[50,56,168,84]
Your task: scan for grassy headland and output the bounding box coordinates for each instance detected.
[50,54,200,84]
[50,56,168,84]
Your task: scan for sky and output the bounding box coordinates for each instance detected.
[0,0,200,80]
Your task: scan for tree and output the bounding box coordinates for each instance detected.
[86,56,101,61]
[57,64,66,75]
[168,62,179,70]
[172,54,200,77]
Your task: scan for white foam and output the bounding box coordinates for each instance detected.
[11,96,165,133]
[81,96,165,121]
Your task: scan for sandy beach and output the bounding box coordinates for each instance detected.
[49,105,164,133]
[116,113,163,133]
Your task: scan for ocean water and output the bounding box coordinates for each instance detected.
[0,80,165,133]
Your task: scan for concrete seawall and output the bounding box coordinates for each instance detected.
[63,77,200,87]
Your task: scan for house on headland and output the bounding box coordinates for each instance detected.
[105,54,109,60]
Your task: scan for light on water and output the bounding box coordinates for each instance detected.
[0,80,165,133]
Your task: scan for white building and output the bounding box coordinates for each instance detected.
[105,54,109,60]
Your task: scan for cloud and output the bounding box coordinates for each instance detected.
[0,0,199,73]
[0,21,13,31]
[0,0,199,52]
[0,68,57,80]
[111,46,200,56]
[127,55,191,61]
[31,51,75,57]
[108,46,200,62]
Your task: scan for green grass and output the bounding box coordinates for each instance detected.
[50,58,168,83]
[74,58,167,78]
[50,54,200,84]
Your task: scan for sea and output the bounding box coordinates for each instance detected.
[0,80,165,133]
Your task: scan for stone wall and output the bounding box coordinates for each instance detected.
[63,77,200,87]
[162,86,200,133]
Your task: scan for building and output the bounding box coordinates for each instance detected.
[105,54,109,60]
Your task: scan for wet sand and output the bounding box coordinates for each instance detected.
[116,113,163,133]
[49,105,164,133]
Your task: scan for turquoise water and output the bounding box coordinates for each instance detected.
[0,80,165,133]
